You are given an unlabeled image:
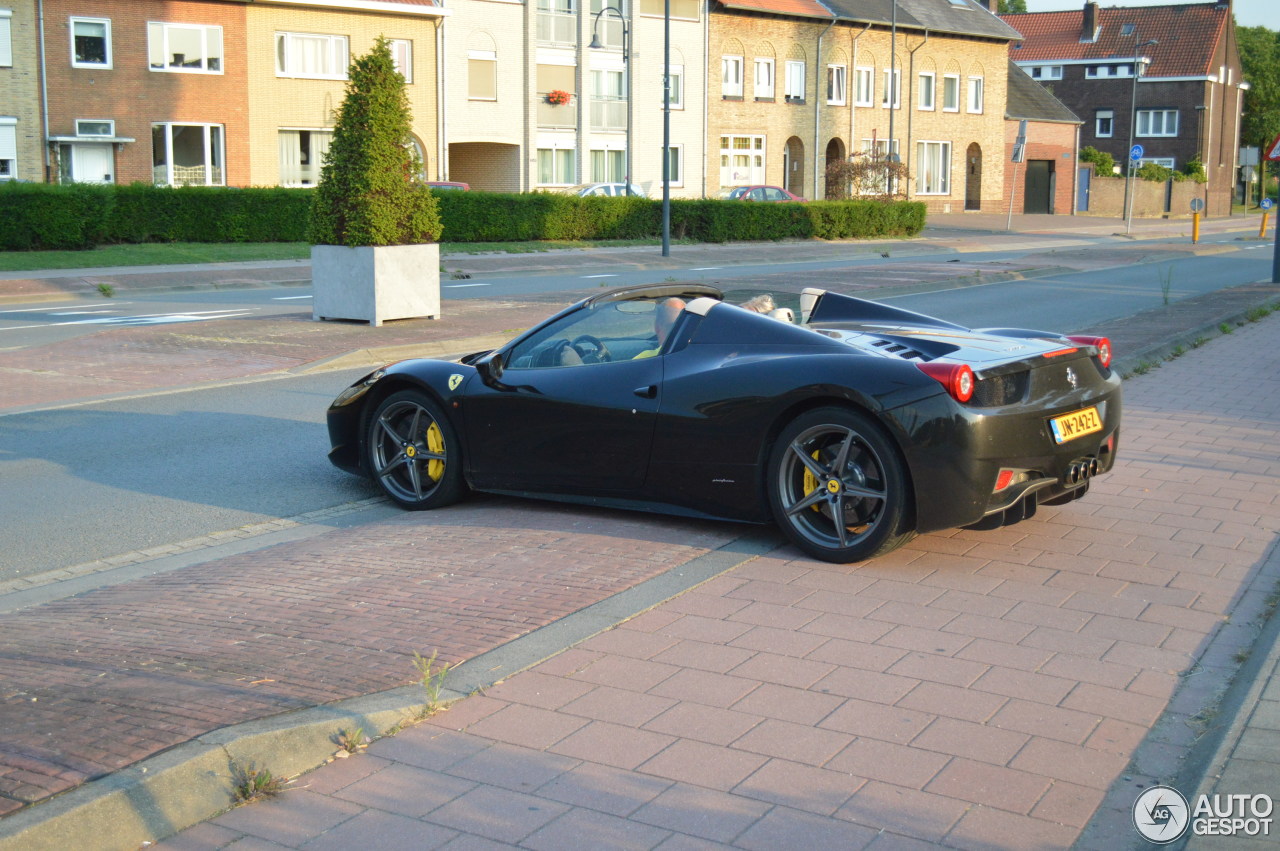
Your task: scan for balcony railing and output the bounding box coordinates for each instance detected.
[589,95,627,131]
[536,12,577,46]
[537,93,578,130]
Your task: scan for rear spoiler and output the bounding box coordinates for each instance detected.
[800,288,968,331]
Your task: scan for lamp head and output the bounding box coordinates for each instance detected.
[588,34,603,50]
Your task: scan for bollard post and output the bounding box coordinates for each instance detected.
[1261,210,1270,240]
[1192,211,1200,244]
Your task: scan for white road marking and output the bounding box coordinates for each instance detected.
[690,267,722,271]
[444,283,490,288]
[0,309,258,332]
[582,274,618,279]
[272,295,313,300]
[0,302,132,314]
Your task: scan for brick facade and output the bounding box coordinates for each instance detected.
[1004,119,1077,215]
[709,11,1011,213]
[1,1,45,182]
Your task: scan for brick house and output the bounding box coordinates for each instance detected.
[709,0,1021,212]
[1,1,44,182]
[1000,0,1245,217]
[1004,59,1081,215]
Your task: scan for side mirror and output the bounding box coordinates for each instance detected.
[476,351,506,388]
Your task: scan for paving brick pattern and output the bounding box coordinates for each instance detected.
[147,315,1280,849]
[0,502,736,810]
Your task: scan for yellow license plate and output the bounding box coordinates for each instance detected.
[1049,406,1102,444]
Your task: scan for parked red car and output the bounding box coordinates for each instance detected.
[718,185,806,202]
[427,181,470,191]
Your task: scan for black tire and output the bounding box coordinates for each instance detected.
[767,407,914,563]
[366,390,465,510]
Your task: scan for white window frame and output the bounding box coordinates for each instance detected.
[536,146,575,186]
[664,143,683,187]
[853,66,873,107]
[152,122,225,187]
[722,55,743,97]
[1140,157,1176,168]
[0,9,13,68]
[918,71,935,111]
[0,117,15,180]
[75,118,115,137]
[915,140,951,196]
[1137,109,1178,137]
[70,17,112,69]
[468,49,497,101]
[720,134,765,186]
[275,31,349,80]
[666,64,684,109]
[1095,108,1113,138]
[754,57,775,99]
[390,38,412,83]
[1086,64,1134,79]
[147,22,223,74]
[784,60,805,101]
[942,73,960,112]
[590,148,625,183]
[967,75,984,114]
[827,64,846,106]
[881,68,900,108]
[278,128,333,187]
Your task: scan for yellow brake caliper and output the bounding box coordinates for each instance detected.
[425,422,445,481]
[803,450,823,513]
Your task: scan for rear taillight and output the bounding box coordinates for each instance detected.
[1067,335,1112,368]
[918,362,974,403]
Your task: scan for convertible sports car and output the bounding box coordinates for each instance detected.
[327,284,1121,563]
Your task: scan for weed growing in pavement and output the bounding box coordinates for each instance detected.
[1129,360,1158,376]
[1168,345,1185,359]
[96,283,114,298]
[412,650,451,717]
[1234,649,1252,664]
[1220,322,1233,335]
[1158,267,1174,305]
[336,727,369,755]
[1246,305,1271,322]
[231,762,287,804]
[1192,337,1209,348]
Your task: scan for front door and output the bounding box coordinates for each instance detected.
[71,144,115,184]
[1023,160,1052,214]
[1077,166,1091,212]
[965,143,982,211]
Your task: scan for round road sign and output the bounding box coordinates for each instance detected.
[1130,145,1144,162]
[1262,198,1275,211]
[1189,198,1205,213]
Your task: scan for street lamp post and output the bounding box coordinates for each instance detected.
[589,7,631,194]
[1124,39,1158,235]
[661,0,670,255]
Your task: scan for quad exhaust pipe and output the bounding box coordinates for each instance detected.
[1064,457,1100,485]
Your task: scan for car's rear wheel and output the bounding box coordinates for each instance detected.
[768,407,913,563]
[367,390,464,510]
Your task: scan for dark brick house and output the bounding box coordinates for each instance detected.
[1000,1,1245,217]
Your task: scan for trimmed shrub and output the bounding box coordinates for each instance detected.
[0,182,113,250]
[108,185,312,243]
[1079,146,1116,178]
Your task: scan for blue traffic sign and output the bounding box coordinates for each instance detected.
[1130,145,1144,162]
[1262,198,1275,211]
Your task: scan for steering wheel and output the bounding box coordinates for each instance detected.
[570,334,612,363]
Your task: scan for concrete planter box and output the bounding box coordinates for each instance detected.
[311,243,441,326]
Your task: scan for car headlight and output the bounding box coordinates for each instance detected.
[332,368,385,407]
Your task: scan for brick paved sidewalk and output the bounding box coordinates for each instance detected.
[147,314,1279,851]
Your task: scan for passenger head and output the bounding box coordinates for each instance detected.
[741,293,776,314]
[655,297,686,345]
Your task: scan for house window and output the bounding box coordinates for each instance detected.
[667,64,684,109]
[827,65,846,105]
[916,141,950,195]
[537,147,575,185]
[589,0,626,50]
[1137,109,1178,137]
[784,60,805,101]
[147,22,223,73]
[1140,157,1176,168]
[536,0,576,45]
[0,118,15,179]
[590,68,626,131]
[854,67,873,107]
[275,32,348,80]
[590,148,625,183]
[665,144,683,186]
[279,129,332,186]
[918,72,935,111]
[71,17,111,68]
[881,69,900,108]
[1095,108,1113,138]
[1029,65,1063,80]
[0,9,12,68]
[468,50,496,100]
[76,119,114,136]
[859,138,900,194]
[152,123,224,186]
[722,55,743,97]
[942,74,959,111]
[967,76,984,114]
[390,39,412,83]
[1086,64,1133,79]
[754,58,774,99]
[720,134,765,186]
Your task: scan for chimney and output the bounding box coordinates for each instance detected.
[1082,1,1099,42]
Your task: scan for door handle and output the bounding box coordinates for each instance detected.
[633,385,657,399]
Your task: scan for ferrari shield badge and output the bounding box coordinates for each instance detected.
[448,374,464,391]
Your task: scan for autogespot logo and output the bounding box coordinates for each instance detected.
[1133,785,1190,844]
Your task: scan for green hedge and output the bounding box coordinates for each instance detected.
[0,182,925,251]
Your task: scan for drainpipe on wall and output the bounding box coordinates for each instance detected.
[702,9,709,199]
[905,30,927,203]
[813,18,836,201]
[849,22,871,173]
[38,0,51,181]
[436,17,447,181]
[1072,121,1080,215]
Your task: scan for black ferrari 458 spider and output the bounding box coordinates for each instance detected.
[327,284,1121,563]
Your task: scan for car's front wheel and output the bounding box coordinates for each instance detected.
[366,390,465,510]
[767,407,913,563]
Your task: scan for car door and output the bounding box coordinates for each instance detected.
[463,301,663,493]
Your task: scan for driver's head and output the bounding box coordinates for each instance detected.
[655,298,686,345]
